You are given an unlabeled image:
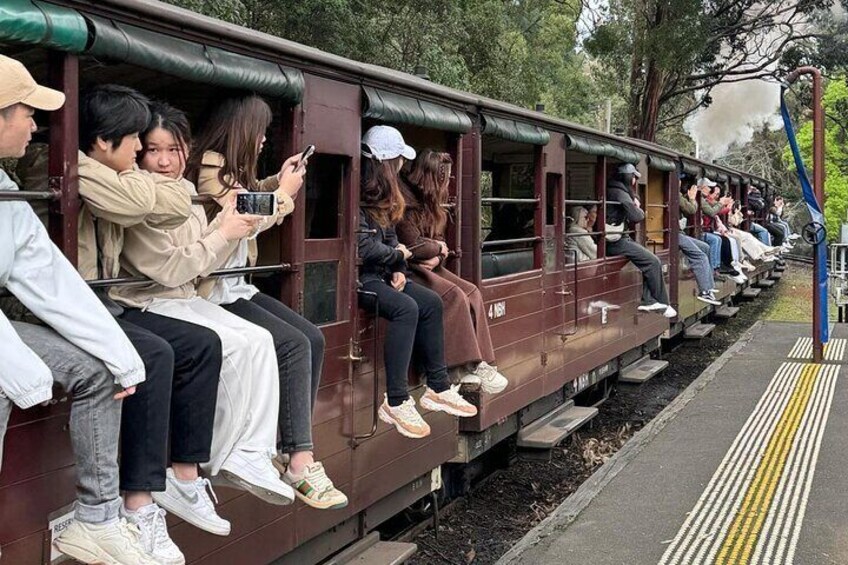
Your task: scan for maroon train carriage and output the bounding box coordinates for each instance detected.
[0,1,778,563]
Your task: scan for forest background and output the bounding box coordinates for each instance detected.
[167,0,848,239]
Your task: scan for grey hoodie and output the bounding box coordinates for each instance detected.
[0,169,145,408]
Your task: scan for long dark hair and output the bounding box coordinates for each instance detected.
[361,156,406,228]
[405,149,451,237]
[186,94,272,194]
[138,101,191,165]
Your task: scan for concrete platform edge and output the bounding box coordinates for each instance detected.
[496,321,763,565]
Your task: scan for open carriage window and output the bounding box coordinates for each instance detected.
[564,150,601,264]
[305,154,346,239]
[480,136,540,280]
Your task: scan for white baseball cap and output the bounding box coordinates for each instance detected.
[617,162,641,179]
[697,177,717,188]
[361,125,416,162]
[0,55,64,112]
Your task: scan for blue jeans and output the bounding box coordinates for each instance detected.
[701,232,722,270]
[680,235,715,293]
[750,223,771,245]
[0,322,122,524]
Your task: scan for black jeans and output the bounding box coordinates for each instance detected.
[765,223,785,245]
[222,293,325,453]
[116,311,222,491]
[606,237,670,306]
[359,280,450,406]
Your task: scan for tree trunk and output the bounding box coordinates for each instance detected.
[627,31,644,138]
[638,60,664,141]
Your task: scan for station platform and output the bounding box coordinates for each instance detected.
[498,321,848,565]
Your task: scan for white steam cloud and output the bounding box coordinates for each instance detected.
[684,79,782,161]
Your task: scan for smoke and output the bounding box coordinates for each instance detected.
[684,79,782,161]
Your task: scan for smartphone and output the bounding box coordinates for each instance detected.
[236,192,277,216]
[294,145,315,172]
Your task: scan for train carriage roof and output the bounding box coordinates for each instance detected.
[3,0,778,191]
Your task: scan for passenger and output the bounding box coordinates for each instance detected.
[566,205,598,261]
[76,84,226,564]
[711,187,748,274]
[766,205,790,249]
[605,163,676,318]
[773,196,800,242]
[358,126,477,439]
[746,184,772,245]
[726,202,781,263]
[114,101,296,519]
[187,94,347,509]
[0,55,155,564]
[698,178,746,284]
[396,149,508,394]
[677,183,720,305]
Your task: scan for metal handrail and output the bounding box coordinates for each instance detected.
[564,199,602,206]
[481,236,542,249]
[645,204,668,208]
[0,190,59,201]
[86,264,291,289]
[565,231,603,237]
[352,287,381,446]
[481,197,539,204]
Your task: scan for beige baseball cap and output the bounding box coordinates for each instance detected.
[0,55,65,112]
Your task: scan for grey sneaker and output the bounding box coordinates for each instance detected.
[153,468,231,536]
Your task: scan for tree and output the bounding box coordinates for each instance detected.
[163,0,603,126]
[782,77,848,240]
[584,0,833,142]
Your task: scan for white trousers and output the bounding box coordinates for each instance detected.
[146,297,280,476]
[729,228,771,260]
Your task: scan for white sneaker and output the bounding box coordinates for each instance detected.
[451,367,481,386]
[638,302,668,313]
[282,462,349,510]
[220,450,295,506]
[789,233,801,240]
[663,305,678,318]
[420,385,478,417]
[153,468,231,536]
[378,396,431,438]
[54,518,159,565]
[122,504,185,565]
[472,361,508,394]
[730,273,747,284]
[742,260,756,272]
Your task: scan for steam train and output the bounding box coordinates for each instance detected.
[0,1,780,562]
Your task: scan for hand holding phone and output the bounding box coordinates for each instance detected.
[294,145,315,173]
[236,192,277,216]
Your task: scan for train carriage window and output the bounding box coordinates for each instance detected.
[545,173,562,272]
[565,150,601,264]
[303,261,338,324]
[481,137,539,279]
[645,166,669,250]
[305,154,345,239]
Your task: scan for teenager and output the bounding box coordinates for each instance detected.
[605,163,676,318]
[567,205,598,262]
[678,182,720,305]
[396,149,508,394]
[188,94,347,509]
[77,85,226,564]
[698,178,746,285]
[357,126,477,439]
[0,55,156,565]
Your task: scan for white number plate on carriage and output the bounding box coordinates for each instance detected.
[488,301,507,320]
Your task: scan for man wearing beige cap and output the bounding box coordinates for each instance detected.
[0,54,158,564]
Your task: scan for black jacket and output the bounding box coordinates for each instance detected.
[747,188,766,213]
[357,209,408,284]
[606,180,645,226]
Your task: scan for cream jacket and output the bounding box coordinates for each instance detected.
[110,179,238,309]
[195,151,295,267]
[76,151,192,280]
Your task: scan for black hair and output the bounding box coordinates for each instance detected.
[80,84,150,153]
[614,171,635,187]
[139,101,191,160]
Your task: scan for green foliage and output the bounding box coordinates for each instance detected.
[163,0,603,126]
[783,78,848,240]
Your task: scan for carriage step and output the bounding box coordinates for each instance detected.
[741,287,762,299]
[769,272,783,280]
[326,532,417,565]
[774,264,786,272]
[619,355,669,384]
[684,322,715,339]
[714,305,740,319]
[516,400,598,449]
[755,278,776,288]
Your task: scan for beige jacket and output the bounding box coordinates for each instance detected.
[110,179,238,309]
[195,151,295,266]
[76,151,192,280]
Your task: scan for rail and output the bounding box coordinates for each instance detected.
[481,236,542,249]
[564,199,603,206]
[0,190,58,201]
[480,197,539,205]
[86,264,291,289]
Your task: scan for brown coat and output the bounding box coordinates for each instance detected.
[396,188,495,367]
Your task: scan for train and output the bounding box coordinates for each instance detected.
[0,1,782,563]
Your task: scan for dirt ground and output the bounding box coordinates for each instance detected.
[405,267,797,565]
